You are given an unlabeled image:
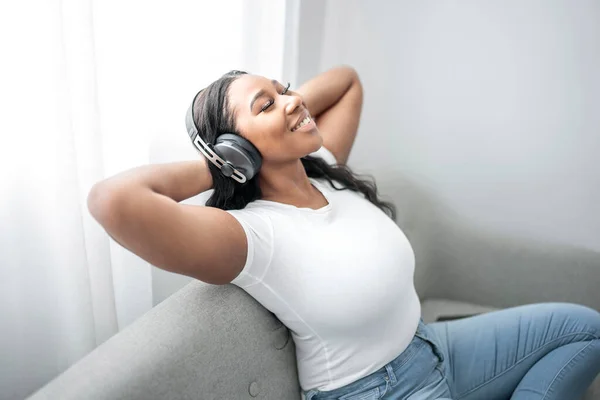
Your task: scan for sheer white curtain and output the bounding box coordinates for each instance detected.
[0,0,298,398]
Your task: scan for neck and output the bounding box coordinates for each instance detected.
[258,159,315,203]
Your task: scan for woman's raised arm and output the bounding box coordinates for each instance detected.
[295,65,363,165]
[87,160,247,285]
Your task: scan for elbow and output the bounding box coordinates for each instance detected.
[351,67,361,85]
[351,69,362,94]
[342,66,362,98]
[339,65,361,86]
[87,183,120,226]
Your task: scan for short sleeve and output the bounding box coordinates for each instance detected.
[309,145,337,165]
[225,208,274,287]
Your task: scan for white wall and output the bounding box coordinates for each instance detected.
[304,0,599,252]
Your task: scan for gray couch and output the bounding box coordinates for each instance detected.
[28,180,600,400]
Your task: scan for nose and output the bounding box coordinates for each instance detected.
[284,93,303,115]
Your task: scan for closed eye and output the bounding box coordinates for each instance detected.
[260,82,291,112]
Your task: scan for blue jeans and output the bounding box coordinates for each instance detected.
[302,302,600,399]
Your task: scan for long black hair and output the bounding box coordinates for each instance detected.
[192,70,396,221]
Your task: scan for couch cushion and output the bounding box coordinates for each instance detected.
[421,298,499,323]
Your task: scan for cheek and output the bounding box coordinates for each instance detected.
[243,117,296,160]
[248,116,286,139]
[255,121,287,149]
[248,131,282,159]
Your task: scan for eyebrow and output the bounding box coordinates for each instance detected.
[249,80,280,112]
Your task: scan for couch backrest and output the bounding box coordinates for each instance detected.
[29,281,301,400]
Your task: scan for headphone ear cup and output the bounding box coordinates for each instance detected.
[214,133,262,180]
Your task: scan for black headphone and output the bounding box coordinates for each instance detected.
[185,90,262,184]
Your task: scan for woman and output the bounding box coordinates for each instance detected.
[88,66,600,399]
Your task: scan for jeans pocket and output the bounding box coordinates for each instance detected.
[405,365,449,400]
[414,330,445,363]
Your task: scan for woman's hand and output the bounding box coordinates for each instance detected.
[295,65,363,165]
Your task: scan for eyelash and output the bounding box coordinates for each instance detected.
[261,82,291,112]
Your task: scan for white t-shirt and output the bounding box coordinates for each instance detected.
[226,146,421,392]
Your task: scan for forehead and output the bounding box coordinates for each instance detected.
[228,74,278,112]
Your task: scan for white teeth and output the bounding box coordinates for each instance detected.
[292,116,311,131]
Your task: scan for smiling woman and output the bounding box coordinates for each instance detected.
[87,65,411,396]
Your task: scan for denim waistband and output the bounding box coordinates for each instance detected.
[303,318,444,400]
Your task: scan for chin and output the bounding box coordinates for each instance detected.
[306,134,324,154]
[302,139,323,157]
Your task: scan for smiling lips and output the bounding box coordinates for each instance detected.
[291,110,312,132]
